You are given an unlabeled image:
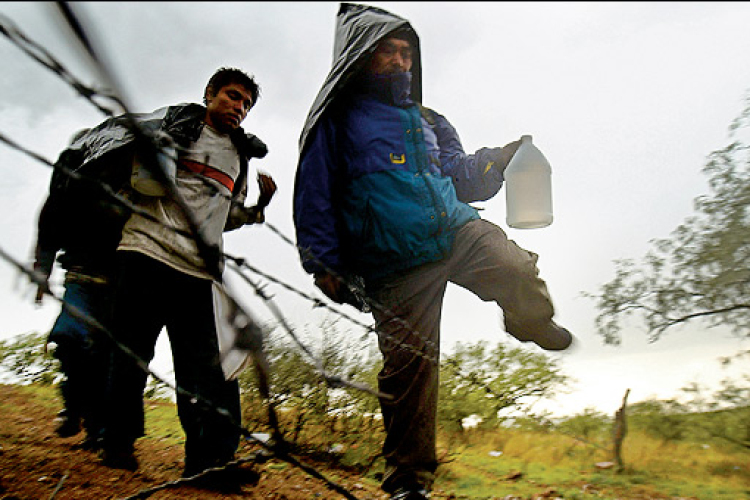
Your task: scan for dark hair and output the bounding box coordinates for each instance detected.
[203,67,261,108]
[387,26,417,46]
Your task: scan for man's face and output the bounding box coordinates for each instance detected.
[368,37,413,75]
[204,83,254,133]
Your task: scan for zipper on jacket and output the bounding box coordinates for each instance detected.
[405,106,450,255]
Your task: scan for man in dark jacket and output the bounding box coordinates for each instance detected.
[293,4,574,499]
[54,67,276,488]
[33,127,127,451]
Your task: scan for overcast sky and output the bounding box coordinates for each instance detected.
[1,2,748,417]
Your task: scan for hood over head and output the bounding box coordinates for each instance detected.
[298,2,422,155]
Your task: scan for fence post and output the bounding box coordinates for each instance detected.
[613,388,630,472]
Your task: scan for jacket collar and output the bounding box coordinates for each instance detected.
[355,71,414,108]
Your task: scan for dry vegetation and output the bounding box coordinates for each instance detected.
[3,383,748,500]
[0,383,388,500]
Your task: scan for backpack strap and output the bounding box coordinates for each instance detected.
[417,103,437,126]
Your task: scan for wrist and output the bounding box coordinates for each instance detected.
[245,206,265,224]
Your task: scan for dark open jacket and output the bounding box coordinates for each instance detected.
[34,103,267,281]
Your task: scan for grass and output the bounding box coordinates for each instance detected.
[143,398,187,446]
[11,384,750,499]
[19,382,58,404]
[435,428,750,499]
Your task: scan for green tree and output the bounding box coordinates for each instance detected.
[239,319,382,443]
[438,341,494,432]
[557,407,612,441]
[0,331,58,385]
[438,340,570,430]
[681,377,750,450]
[627,398,689,442]
[587,93,750,345]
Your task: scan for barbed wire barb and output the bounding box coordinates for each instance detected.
[0,11,123,117]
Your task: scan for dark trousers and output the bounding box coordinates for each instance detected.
[367,219,555,492]
[50,280,113,439]
[102,251,241,473]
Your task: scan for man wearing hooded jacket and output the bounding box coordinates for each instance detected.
[293,4,573,499]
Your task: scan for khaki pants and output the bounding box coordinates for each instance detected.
[366,218,555,492]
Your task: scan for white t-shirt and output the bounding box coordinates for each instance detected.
[118,125,245,280]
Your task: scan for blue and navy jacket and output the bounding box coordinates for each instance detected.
[293,3,511,283]
[294,72,508,282]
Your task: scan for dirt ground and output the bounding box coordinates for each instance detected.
[0,384,391,500]
[1,384,699,500]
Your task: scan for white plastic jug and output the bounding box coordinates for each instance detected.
[131,146,177,197]
[504,135,553,229]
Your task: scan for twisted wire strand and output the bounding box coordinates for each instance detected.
[0,128,377,496]
[227,257,392,399]
[2,2,445,370]
[2,6,366,497]
[265,223,442,364]
[3,0,515,400]
[259,225,512,404]
[1,7,536,499]
[0,11,123,117]
[0,123,391,406]
[3,1,510,409]
[0,244,363,499]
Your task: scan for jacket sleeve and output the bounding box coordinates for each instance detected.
[33,150,76,278]
[224,132,268,231]
[427,108,510,203]
[33,193,61,279]
[293,115,343,276]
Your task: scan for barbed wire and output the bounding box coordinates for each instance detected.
[1,237,365,499]
[0,6,373,498]
[0,5,570,498]
[3,0,446,371]
[1,0,526,430]
[0,126,390,398]
[0,10,123,117]
[2,4,486,498]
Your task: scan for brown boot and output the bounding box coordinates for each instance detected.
[507,320,574,351]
